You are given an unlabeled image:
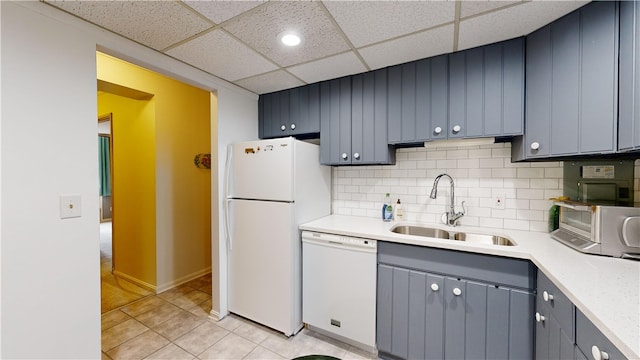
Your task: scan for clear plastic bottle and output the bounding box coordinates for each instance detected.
[382,193,393,222]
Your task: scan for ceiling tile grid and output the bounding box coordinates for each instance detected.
[48,1,212,51]
[323,1,456,48]
[287,51,368,84]
[234,70,306,94]
[44,0,591,94]
[183,0,265,25]
[359,24,455,70]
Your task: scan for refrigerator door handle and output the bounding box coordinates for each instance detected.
[224,144,233,251]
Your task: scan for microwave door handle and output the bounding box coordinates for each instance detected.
[621,216,640,247]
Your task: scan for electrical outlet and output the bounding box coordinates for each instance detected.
[60,194,82,219]
[494,194,506,210]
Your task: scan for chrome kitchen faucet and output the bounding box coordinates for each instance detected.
[430,173,465,227]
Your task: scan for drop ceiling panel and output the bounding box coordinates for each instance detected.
[323,1,455,48]
[46,1,212,50]
[223,1,350,67]
[458,1,588,51]
[234,70,305,95]
[460,1,521,19]
[166,29,278,82]
[183,0,265,25]
[287,52,367,84]
[360,25,455,70]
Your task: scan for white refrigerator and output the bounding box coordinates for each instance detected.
[224,137,331,336]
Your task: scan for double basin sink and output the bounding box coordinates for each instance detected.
[390,224,515,246]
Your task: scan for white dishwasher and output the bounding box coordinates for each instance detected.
[302,231,377,351]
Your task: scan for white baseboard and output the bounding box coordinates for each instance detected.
[209,309,221,321]
[155,267,212,293]
[113,270,157,293]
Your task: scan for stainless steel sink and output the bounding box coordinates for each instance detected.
[390,225,450,239]
[453,232,515,246]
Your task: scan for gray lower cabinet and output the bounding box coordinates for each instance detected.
[259,84,320,139]
[535,271,575,360]
[535,271,627,360]
[320,71,395,165]
[619,1,640,152]
[575,309,626,360]
[377,242,535,360]
[513,1,619,161]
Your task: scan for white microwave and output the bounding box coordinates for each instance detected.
[551,201,640,259]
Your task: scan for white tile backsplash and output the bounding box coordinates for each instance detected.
[333,144,640,232]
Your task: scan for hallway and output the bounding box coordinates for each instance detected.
[101,222,152,313]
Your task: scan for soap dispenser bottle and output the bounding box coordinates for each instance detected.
[394,199,404,221]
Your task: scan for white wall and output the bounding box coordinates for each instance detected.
[213,89,259,319]
[1,1,258,357]
[333,143,564,232]
[1,2,100,358]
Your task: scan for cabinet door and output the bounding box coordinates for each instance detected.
[353,69,393,165]
[376,265,394,355]
[448,52,467,139]
[259,91,284,139]
[290,83,320,136]
[549,11,580,156]
[579,1,617,154]
[320,78,351,165]
[619,1,640,151]
[524,25,552,158]
[387,65,402,144]
[418,55,449,141]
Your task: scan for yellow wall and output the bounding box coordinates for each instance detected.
[97,52,211,289]
[98,93,157,286]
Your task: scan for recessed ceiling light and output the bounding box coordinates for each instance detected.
[278,31,302,47]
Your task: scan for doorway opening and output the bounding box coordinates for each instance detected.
[98,112,152,313]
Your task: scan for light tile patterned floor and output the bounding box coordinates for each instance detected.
[101,274,378,360]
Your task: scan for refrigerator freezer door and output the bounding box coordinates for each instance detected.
[228,138,294,202]
[227,199,300,336]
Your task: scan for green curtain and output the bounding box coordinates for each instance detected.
[99,136,111,196]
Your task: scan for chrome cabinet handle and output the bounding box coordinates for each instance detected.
[452,125,461,133]
[535,312,545,323]
[291,123,296,130]
[531,142,540,150]
[353,152,360,160]
[543,291,554,302]
[430,283,439,292]
[280,125,286,131]
[434,126,442,135]
[452,287,462,296]
[341,153,348,160]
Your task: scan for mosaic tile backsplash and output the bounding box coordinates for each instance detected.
[332,143,640,233]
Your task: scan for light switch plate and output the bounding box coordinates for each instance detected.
[60,194,82,219]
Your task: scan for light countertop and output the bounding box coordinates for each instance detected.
[300,215,640,359]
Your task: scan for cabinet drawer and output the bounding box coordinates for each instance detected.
[575,309,626,360]
[537,271,575,341]
[378,242,535,290]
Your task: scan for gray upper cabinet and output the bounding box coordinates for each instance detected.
[619,1,640,152]
[387,38,523,145]
[513,2,619,161]
[320,71,395,165]
[258,84,320,139]
[387,55,449,144]
[448,38,524,139]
